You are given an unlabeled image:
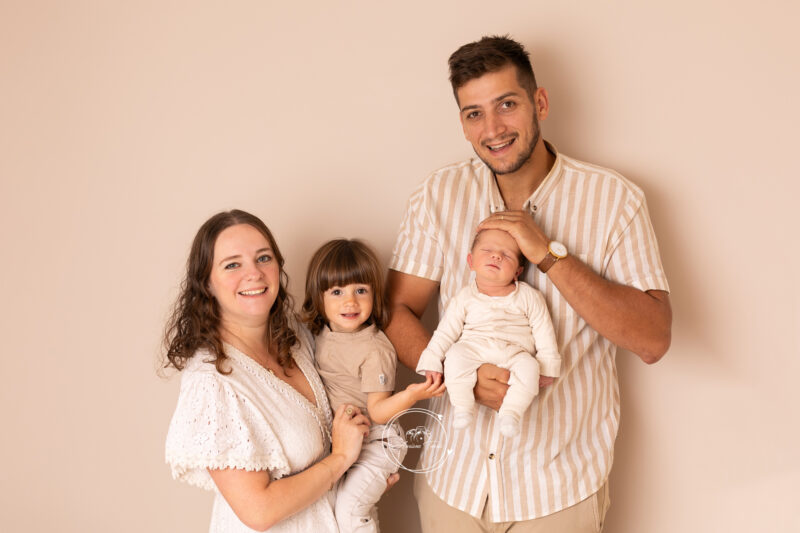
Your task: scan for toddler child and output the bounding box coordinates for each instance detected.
[302,239,445,533]
[415,228,561,438]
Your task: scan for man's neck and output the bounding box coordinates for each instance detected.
[495,140,556,211]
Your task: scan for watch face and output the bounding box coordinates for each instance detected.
[549,241,568,258]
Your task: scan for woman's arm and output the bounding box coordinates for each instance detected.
[367,374,446,425]
[208,404,369,531]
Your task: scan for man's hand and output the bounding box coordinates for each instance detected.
[478,210,549,264]
[474,364,510,411]
[474,365,556,410]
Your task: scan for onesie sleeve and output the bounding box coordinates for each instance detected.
[523,285,561,377]
[416,289,468,375]
[164,368,291,491]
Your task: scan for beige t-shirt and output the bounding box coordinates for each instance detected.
[314,324,396,419]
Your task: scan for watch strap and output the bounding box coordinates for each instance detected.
[537,252,558,273]
[538,241,568,274]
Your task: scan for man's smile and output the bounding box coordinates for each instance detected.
[486,137,516,152]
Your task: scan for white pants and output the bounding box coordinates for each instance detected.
[335,423,408,533]
[444,337,540,420]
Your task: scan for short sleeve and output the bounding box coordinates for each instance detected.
[164,369,290,491]
[605,194,670,293]
[389,180,444,282]
[359,334,397,393]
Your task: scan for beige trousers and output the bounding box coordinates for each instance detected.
[414,474,610,533]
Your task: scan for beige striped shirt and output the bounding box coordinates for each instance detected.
[390,142,669,521]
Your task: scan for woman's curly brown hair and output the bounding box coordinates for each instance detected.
[163,209,297,374]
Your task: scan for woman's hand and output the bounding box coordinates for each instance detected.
[330,404,370,467]
[385,472,400,491]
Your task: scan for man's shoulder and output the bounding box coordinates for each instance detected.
[558,152,645,199]
[418,157,487,188]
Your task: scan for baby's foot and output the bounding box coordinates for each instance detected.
[453,411,473,429]
[499,413,520,438]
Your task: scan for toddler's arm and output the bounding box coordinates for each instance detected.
[367,374,446,424]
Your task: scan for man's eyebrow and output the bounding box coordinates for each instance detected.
[492,91,521,104]
[460,91,521,113]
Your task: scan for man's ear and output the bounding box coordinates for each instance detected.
[534,87,550,121]
[467,253,474,270]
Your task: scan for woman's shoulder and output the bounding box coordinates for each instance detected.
[179,348,219,377]
[286,313,314,356]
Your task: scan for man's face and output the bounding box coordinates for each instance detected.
[456,65,546,176]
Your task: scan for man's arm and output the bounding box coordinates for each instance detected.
[547,258,671,363]
[479,211,672,364]
[384,270,438,371]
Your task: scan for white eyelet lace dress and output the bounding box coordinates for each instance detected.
[165,326,337,532]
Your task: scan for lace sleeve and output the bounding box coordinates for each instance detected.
[164,368,291,491]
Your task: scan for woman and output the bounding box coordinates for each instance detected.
[164,209,370,532]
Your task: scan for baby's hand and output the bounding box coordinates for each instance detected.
[425,370,443,384]
[406,372,446,401]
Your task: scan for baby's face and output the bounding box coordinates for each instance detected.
[468,229,523,287]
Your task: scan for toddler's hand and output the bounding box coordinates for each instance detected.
[406,372,446,400]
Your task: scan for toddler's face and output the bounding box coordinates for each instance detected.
[322,283,373,333]
[468,229,523,287]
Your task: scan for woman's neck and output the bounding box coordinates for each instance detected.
[220,320,269,355]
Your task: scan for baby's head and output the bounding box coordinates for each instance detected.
[302,239,389,335]
[467,229,525,288]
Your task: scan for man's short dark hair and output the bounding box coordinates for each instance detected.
[448,35,537,104]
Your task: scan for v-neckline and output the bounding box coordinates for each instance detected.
[224,342,321,411]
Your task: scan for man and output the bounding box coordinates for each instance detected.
[386,35,671,532]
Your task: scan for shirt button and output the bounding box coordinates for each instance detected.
[488,453,495,460]
[532,204,538,212]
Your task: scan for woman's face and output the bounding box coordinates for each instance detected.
[208,224,281,329]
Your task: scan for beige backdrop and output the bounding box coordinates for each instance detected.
[2,1,798,531]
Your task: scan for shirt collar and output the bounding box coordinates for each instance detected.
[484,140,563,216]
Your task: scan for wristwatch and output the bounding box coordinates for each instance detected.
[537,241,568,273]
